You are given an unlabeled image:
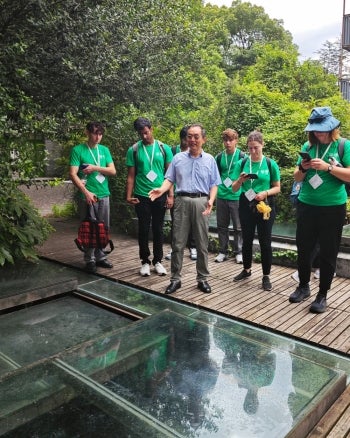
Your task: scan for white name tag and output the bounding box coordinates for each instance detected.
[146,170,157,182]
[95,173,105,183]
[309,173,323,189]
[223,177,233,187]
[245,188,256,201]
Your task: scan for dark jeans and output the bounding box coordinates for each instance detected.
[296,201,345,293]
[239,194,276,276]
[135,195,166,265]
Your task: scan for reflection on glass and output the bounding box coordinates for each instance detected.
[0,296,131,374]
[60,310,345,437]
[0,263,349,438]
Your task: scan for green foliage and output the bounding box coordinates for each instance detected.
[226,82,309,164]
[0,183,53,265]
[275,167,297,223]
[1,0,350,252]
[292,60,340,102]
[51,202,76,218]
[254,249,297,264]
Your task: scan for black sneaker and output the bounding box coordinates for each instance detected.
[309,294,327,313]
[262,275,272,291]
[234,270,251,281]
[289,285,310,303]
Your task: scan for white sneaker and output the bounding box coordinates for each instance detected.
[165,250,172,260]
[312,269,336,279]
[154,262,167,276]
[215,253,227,263]
[291,271,299,282]
[140,263,150,276]
[235,254,243,264]
[190,248,197,260]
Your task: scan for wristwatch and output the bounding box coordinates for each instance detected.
[327,165,333,173]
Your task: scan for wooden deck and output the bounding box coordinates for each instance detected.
[38,217,350,437]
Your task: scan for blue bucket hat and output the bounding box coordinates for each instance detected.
[304,106,340,132]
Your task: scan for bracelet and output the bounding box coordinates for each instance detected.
[299,164,307,173]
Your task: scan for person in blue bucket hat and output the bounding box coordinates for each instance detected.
[304,107,340,132]
[289,106,350,313]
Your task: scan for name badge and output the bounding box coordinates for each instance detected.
[309,173,323,189]
[223,177,233,188]
[95,173,105,183]
[245,188,256,201]
[146,170,157,182]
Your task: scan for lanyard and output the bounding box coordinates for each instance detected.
[224,151,235,174]
[249,156,264,187]
[315,142,332,174]
[316,142,332,160]
[143,142,155,169]
[87,145,100,166]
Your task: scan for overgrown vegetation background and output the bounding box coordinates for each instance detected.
[1,0,350,264]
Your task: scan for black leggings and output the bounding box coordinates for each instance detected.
[239,194,276,276]
[296,201,345,293]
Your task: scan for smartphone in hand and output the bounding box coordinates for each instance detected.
[246,173,258,179]
[299,152,311,161]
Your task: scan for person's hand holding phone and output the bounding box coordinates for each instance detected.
[299,152,311,161]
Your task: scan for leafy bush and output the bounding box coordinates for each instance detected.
[0,184,53,265]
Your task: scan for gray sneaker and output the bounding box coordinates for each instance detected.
[289,285,311,303]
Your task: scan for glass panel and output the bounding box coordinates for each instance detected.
[77,278,199,318]
[0,259,94,298]
[0,296,131,374]
[78,279,350,381]
[1,261,349,437]
[61,310,346,437]
[0,362,178,437]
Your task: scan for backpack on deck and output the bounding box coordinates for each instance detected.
[75,209,114,254]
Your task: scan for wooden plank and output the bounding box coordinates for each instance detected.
[307,385,350,437]
[326,406,350,437]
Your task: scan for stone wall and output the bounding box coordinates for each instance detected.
[20,180,75,217]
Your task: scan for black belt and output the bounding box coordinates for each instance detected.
[176,192,208,198]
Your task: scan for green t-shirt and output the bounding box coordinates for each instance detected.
[232,156,280,193]
[297,139,350,206]
[125,140,173,196]
[216,148,245,201]
[70,143,113,199]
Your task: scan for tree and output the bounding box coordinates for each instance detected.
[316,38,350,78]
[205,0,295,74]
[0,0,205,121]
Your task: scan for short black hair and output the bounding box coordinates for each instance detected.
[133,117,152,132]
[180,125,188,140]
[86,121,105,134]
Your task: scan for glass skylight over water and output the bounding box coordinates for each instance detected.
[0,260,349,437]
